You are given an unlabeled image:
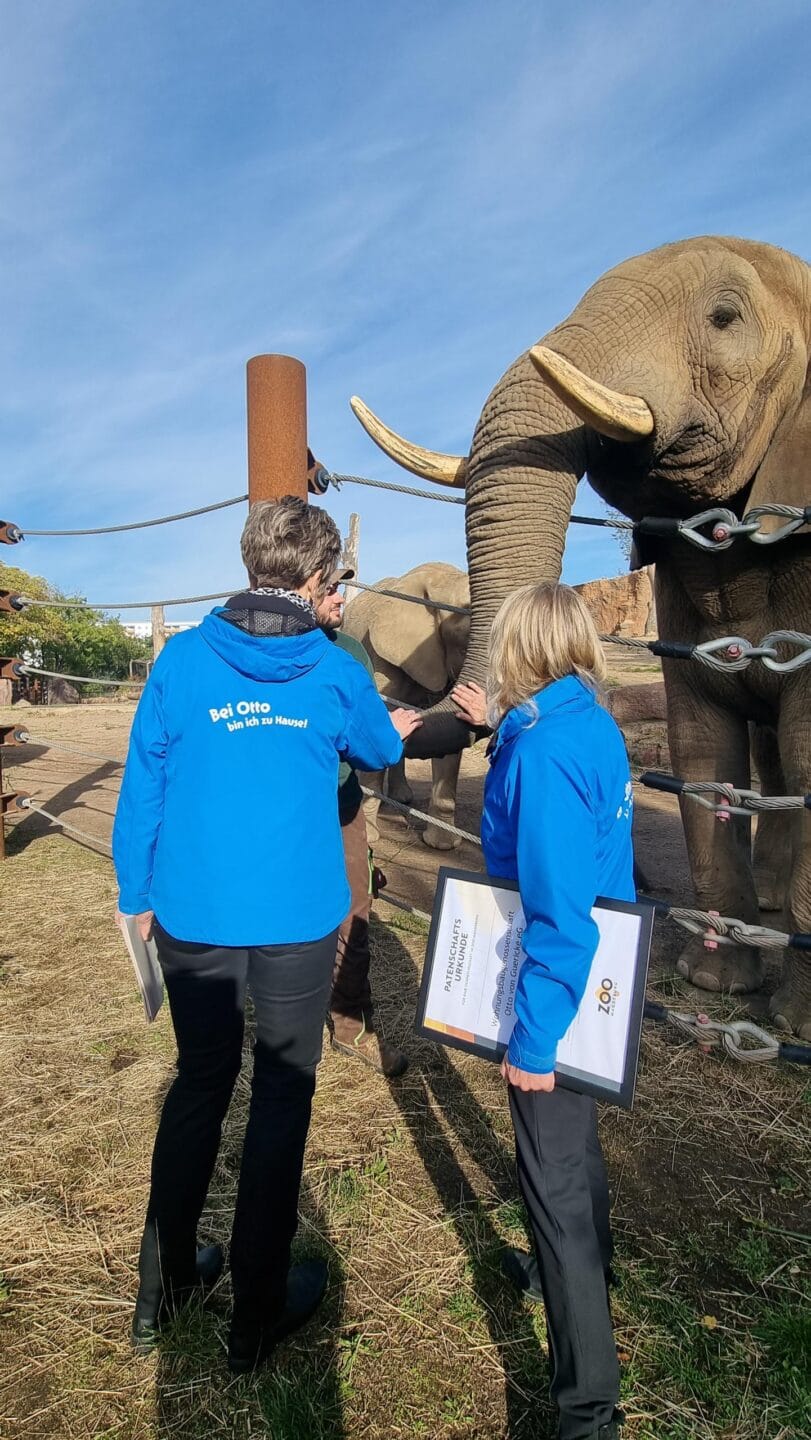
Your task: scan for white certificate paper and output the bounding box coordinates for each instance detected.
[416,868,653,1108]
[117,914,164,1024]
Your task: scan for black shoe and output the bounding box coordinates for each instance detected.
[227,1259,328,1374]
[131,1243,224,1354]
[566,1409,625,1439]
[500,1247,544,1303]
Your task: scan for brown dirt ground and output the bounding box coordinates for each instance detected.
[0,657,808,1440]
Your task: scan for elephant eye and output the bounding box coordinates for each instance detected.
[710,303,741,330]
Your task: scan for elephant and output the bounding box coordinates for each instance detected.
[350,236,811,1039]
[342,563,470,850]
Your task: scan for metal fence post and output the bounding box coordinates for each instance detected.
[246,355,308,507]
[151,605,166,660]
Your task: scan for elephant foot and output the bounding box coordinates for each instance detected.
[675,936,764,995]
[753,868,785,913]
[386,783,414,808]
[421,822,462,852]
[769,985,811,1042]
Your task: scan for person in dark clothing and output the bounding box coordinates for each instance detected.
[453,583,633,1440]
[113,497,420,1370]
[314,576,410,1078]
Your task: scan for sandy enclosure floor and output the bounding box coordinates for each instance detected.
[0,684,808,1440]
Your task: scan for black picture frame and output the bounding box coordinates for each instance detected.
[415,866,654,1109]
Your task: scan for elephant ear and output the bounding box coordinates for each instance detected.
[367,587,448,693]
[746,360,811,527]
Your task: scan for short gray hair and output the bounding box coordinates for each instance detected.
[240,496,341,591]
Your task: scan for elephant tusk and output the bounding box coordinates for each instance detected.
[529,345,655,443]
[350,396,468,488]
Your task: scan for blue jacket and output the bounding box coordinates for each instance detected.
[113,609,403,945]
[481,675,635,1074]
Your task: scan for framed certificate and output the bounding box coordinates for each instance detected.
[415,867,654,1108]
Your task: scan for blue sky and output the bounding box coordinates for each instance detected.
[1,0,808,622]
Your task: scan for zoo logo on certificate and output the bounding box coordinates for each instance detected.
[416,868,654,1108]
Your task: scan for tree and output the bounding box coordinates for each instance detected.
[605,507,634,563]
[0,560,150,686]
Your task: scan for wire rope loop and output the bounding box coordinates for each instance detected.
[745,504,811,545]
[721,1020,780,1064]
[694,636,777,671]
[678,508,742,550]
[670,908,734,945]
[759,631,811,673]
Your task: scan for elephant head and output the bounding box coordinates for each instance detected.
[351,237,810,757]
[353,563,470,696]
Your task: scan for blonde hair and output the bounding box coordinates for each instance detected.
[486,583,606,727]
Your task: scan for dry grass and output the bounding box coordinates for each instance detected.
[0,700,809,1439]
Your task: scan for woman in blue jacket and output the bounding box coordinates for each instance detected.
[455,583,633,1440]
[113,497,419,1370]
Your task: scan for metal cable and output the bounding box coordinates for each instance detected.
[376,892,432,923]
[9,785,810,1062]
[15,801,113,853]
[642,1004,801,1064]
[16,588,235,612]
[17,495,248,538]
[324,474,809,548]
[663,905,808,950]
[4,732,125,765]
[18,664,144,689]
[15,574,811,676]
[641,770,810,816]
[328,472,466,506]
[9,744,811,952]
[351,579,470,615]
[361,785,481,845]
[328,470,635,525]
[601,634,657,651]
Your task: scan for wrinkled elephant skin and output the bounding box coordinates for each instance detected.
[343,564,470,850]
[351,237,811,1039]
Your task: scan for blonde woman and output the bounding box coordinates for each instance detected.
[453,584,633,1440]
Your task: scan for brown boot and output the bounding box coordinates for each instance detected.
[329,1013,409,1078]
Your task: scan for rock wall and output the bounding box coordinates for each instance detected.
[575,566,655,636]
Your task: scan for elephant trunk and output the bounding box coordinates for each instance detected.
[406,353,588,758]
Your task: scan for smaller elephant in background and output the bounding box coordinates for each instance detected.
[343,563,470,849]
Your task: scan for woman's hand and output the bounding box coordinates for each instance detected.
[390,707,423,741]
[116,907,155,942]
[501,1057,556,1092]
[451,681,488,728]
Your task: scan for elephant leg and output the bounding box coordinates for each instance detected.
[667,681,763,994]
[386,756,414,807]
[769,692,811,1041]
[422,752,463,851]
[750,723,796,912]
[359,769,385,843]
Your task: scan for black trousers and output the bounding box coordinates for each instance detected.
[509,1084,619,1440]
[140,922,337,1327]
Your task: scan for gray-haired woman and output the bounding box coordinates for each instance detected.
[114,496,420,1370]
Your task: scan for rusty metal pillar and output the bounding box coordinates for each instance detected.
[246,355,308,506]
